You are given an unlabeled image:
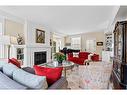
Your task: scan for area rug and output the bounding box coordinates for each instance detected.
[65,65,113,90]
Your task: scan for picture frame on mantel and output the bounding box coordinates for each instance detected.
[36,29,45,43]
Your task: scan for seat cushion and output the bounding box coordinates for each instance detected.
[34,65,63,86]
[13,69,48,89]
[76,58,86,65]
[9,58,21,68]
[3,63,19,78]
[0,71,27,89]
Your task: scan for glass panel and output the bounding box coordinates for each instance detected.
[71,37,81,49]
[86,39,96,52]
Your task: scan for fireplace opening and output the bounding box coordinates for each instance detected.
[34,51,47,65]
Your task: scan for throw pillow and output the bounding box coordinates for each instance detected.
[13,69,48,89]
[9,58,21,68]
[33,65,63,86]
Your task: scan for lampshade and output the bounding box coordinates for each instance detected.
[0,35,17,45]
[10,36,17,44]
[0,35,18,59]
[0,35,10,45]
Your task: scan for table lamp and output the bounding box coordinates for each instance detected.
[0,35,17,59]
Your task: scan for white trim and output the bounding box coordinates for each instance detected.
[0,9,25,24]
[0,16,5,58]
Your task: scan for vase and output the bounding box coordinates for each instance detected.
[58,60,63,64]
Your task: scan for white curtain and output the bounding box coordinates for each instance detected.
[86,39,96,52]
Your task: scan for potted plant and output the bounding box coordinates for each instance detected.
[54,52,66,64]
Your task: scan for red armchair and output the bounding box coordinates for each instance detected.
[91,54,99,61]
[67,52,90,65]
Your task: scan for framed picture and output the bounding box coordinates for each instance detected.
[97,42,103,46]
[36,29,45,43]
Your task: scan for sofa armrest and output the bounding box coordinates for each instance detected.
[48,77,68,89]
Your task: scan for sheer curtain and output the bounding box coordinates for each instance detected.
[86,39,96,52]
[71,37,81,50]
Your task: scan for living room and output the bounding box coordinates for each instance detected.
[0,5,127,91]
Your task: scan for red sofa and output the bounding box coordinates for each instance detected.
[68,52,90,65]
[67,52,99,65]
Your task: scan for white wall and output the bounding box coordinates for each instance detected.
[5,19,24,38]
[65,31,105,58]
[0,16,5,58]
[0,10,52,65]
[24,20,52,67]
[24,20,50,47]
[0,10,24,58]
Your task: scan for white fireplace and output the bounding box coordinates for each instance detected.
[23,45,51,67]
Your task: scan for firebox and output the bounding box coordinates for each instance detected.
[34,51,46,65]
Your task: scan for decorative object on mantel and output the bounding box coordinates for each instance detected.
[36,29,45,43]
[54,52,66,64]
[17,34,24,45]
[96,42,103,46]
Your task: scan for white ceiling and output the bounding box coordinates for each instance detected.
[115,6,127,19]
[0,6,119,35]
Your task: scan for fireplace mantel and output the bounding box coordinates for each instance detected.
[25,44,52,48]
[23,44,51,67]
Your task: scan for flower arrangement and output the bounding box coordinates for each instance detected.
[54,52,66,63]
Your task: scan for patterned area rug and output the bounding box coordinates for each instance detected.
[64,65,113,90]
[65,66,82,89]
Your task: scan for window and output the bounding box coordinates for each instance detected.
[71,37,81,50]
[86,39,96,52]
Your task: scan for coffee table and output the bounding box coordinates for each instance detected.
[41,61,75,78]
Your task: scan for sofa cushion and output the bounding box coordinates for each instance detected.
[34,65,63,86]
[0,66,2,71]
[3,63,19,78]
[0,59,8,71]
[0,61,6,71]
[9,58,21,68]
[79,52,90,59]
[0,71,27,89]
[13,69,48,89]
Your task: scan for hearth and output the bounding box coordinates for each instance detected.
[34,51,46,65]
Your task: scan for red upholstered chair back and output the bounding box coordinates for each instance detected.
[91,54,99,61]
[68,53,73,59]
[79,52,90,59]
